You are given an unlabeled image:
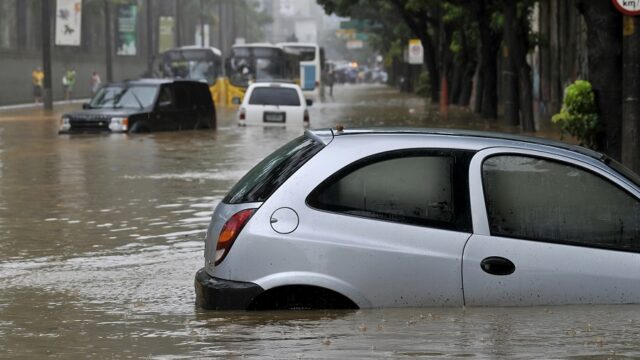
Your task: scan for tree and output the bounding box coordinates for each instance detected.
[575,0,622,159]
[502,0,535,131]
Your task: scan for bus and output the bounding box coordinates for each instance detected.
[157,46,225,104]
[278,43,325,100]
[225,43,299,105]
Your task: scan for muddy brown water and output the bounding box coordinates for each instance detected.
[1,84,639,359]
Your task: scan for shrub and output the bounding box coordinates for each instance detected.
[551,80,601,149]
[415,71,431,97]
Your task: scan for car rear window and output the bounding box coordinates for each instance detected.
[223,135,324,204]
[248,87,301,106]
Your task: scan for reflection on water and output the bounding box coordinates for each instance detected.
[0,84,634,358]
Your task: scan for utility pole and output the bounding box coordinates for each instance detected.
[41,0,53,110]
[175,0,182,47]
[217,0,223,51]
[200,0,205,47]
[244,0,248,41]
[147,0,153,73]
[622,15,640,173]
[105,0,113,82]
[231,0,236,45]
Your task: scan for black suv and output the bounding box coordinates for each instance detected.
[59,79,216,133]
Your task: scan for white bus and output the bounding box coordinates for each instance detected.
[278,42,325,100]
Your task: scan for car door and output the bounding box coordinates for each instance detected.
[463,148,640,306]
[154,84,178,130]
[173,82,197,130]
[283,148,474,307]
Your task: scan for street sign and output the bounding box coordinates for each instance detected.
[408,39,423,64]
[612,0,640,16]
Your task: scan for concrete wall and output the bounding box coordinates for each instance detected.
[0,51,146,105]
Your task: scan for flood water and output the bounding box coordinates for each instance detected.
[1,84,639,359]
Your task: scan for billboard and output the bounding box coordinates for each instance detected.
[158,16,175,53]
[55,0,82,46]
[116,4,137,56]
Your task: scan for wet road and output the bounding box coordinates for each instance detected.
[1,84,639,359]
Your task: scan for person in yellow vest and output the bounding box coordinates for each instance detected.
[32,67,44,103]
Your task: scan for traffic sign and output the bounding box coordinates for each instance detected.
[612,0,640,16]
[408,39,423,65]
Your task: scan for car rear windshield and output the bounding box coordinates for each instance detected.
[223,135,325,204]
[248,87,301,106]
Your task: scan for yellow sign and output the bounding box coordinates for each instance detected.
[624,16,635,36]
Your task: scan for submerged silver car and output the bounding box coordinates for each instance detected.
[195,128,640,310]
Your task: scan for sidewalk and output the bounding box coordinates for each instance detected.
[0,99,88,122]
[0,98,89,112]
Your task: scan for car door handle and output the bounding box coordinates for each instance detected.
[480,257,515,276]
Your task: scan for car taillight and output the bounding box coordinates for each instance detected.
[239,108,246,120]
[215,208,256,266]
[303,109,310,126]
[315,80,319,88]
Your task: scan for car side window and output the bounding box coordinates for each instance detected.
[482,155,640,251]
[307,150,473,232]
[157,85,174,108]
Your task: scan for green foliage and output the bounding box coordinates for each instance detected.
[416,71,431,97]
[552,80,601,149]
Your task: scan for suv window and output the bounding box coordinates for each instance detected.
[482,155,640,251]
[307,150,473,232]
[249,87,301,106]
[223,135,324,204]
[157,85,174,108]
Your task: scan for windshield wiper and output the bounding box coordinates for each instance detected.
[130,90,145,109]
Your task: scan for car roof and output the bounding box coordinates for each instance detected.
[277,42,319,49]
[248,82,302,90]
[307,127,605,161]
[175,46,222,56]
[232,43,280,49]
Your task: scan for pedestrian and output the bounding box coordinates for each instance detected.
[32,66,44,103]
[327,69,335,97]
[62,68,76,101]
[90,71,102,95]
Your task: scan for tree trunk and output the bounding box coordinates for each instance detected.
[459,63,475,106]
[576,0,622,159]
[420,33,440,103]
[504,0,535,131]
[474,0,500,119]
[503,0,521,126]
[622,16,640,173]
[450,61,462,105]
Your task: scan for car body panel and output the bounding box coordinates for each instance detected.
[462,234,640,306]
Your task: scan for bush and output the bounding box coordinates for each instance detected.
[415,71,431,97]
[551,80,601,149]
